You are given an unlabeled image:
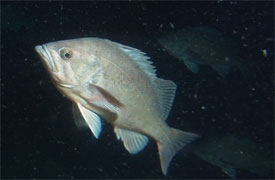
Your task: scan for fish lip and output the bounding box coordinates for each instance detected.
[56,83,76,89]
[35,45,57,72]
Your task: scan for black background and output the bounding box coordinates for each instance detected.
[1,1,274,179]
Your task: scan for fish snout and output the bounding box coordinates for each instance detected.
[35,45,57,72]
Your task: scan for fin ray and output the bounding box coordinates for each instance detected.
[72,103,89,129]
[155,79,177,120]
[106,40,157,80]
[157,128,200,175]
[114,127,149,154]
[77,103,101,139]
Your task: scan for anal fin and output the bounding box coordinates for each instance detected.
[114,127,149,154]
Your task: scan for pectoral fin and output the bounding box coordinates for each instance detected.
[184,49,202,73]
[222,167,237,179]
[114,127,149,154]
[183,60,199,73]
[72,103,88,130]
[76,103,101,139]
[86,84,124,114]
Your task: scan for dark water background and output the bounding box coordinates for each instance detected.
[1,1,274,179]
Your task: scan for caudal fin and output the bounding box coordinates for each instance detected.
[157,128,199,176]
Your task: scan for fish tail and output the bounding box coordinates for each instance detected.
[157,128,199,176]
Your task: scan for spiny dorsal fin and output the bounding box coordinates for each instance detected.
[106,40,157,80]
[114,127,149,154]
[154,78,177,120]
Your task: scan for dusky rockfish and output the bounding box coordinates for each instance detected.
[158,26,247,77]
[35,37,199,175]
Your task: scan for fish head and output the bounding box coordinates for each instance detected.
[35,38,103,89]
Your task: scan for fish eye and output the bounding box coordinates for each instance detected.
[60,48,73,60]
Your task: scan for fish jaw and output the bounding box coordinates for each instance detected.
[35,44,78,89]
[35,45,57,72]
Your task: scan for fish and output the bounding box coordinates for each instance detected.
[158,26,247,77]
[34,37,199,175]
[193,134,274,178]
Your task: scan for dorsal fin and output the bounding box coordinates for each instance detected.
[106,39,177,120]
[154,78,177,120]
[106,40,157,80]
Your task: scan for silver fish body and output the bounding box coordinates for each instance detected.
[35,37,199,175]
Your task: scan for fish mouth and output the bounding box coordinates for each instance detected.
[35,45,57,72]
